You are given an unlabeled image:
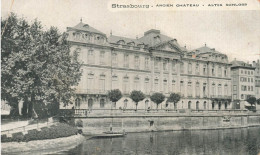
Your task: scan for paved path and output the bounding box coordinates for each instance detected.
[1,119,56,135]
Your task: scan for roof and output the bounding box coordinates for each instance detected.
[67,22,106,36]
[108,35,143,45]
[231,59,255,69]
[193,46,223,55]
[138,32,174,46]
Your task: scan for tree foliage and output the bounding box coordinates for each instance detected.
[150,93,165,109]
[257,98,260,105]
[1,13,82,118]
[167,93,181,104]
[130,90,145,110]
[108,89,122,104]
[246,96,256,106]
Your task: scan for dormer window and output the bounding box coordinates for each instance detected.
[117,40,125,45]
[83,24,89,28]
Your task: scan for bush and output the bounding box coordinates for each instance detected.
[1,123,78,143]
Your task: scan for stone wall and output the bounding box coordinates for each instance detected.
[76,114,260,135]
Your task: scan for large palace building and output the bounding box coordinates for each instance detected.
[65,21,232,111]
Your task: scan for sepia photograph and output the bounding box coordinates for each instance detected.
[1,0,260,154]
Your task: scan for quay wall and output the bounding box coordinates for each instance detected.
[74,114,260,135]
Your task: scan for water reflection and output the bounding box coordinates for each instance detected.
[62,127,260,155]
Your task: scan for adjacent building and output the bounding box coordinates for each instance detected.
[252,59,260,99]
[231,59,255,109]
[63,21,233,111]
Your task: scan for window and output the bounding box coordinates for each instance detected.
[245,71,247,74]
[203,83,207,97]
[251,78,253,83]
[180,63,184,73]
[88,50,94,64]
[248,86,250,91]
[112,53,117,66]
[163,59,168,71]
[212,83,216,96]
[241,70,243,74]
[144,78,149,94]
[180,81,184,96]
[212,65,215,76]
[124,54,129,68]
[218,84,222,96]
[233,85,237,91]
[251,71,253,75]
[172,80,176,92]
[196,82,200,97]
[172,61,176,73]
[218,66,222,77]
[224,85,228,96]
[134,56,140,69]
[188,81,192,97]
[154,79,159,92]
[112,75,118,89]
[134,76,140,90]
[188,63,192,74]
[203,65,207,75]
[195,63,199,75]
[87,74,95,90]
[241,94,244,99]
[251,86,254,91]
[163,79,168,93]
[233,94,237,99]
[155,58,159,70]
[204,101,207,109]
[100,51,105,64]
[99,75,105,92]
[248,78,250,82]
[145,57,149,69]
[123,76,129,94]
[224,67,227,77]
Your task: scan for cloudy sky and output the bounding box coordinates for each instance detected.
[2,0,260,62]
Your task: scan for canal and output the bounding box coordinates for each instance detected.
[60,127,260,155]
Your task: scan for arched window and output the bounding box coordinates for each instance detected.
[225,102,228,109]
[212,102,215,109]
[204,101,207,109]
[188,101,191,109]
[196,101,199,110]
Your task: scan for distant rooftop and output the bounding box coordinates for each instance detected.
[67,21,106,36]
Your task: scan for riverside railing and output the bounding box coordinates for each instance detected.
[60,109,251,117]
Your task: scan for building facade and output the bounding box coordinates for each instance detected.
[231,60,255,109]
[252,59,260,99]
[63,21,232,111]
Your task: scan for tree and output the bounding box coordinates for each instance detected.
[257,98,260,105]
[167,93,181,109]
[130,90,145,110]
[1,13,82,118]
[246,96,256,106]
[150,93,165,109]
[108,89,122,108]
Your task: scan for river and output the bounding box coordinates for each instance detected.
[58,127,260,155]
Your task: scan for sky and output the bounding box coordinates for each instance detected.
[1,0,260,62]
